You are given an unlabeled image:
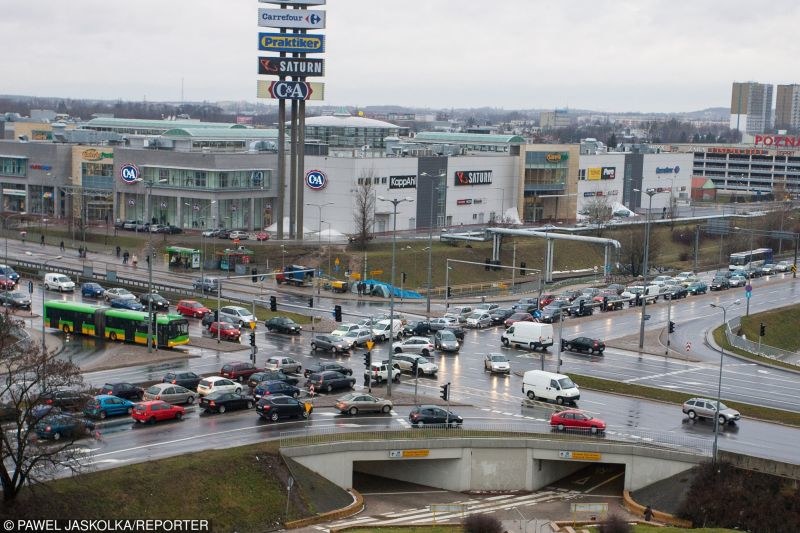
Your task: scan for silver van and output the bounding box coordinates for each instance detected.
[44,273,75,292]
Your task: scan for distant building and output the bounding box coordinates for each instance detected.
[775,84,800,131]
[539,109,571,129]
[730,81,773,134]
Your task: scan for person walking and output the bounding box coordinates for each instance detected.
[123,251,129,265]
[59,240,65,252]
[115,245,121,258]
[643,505,654,522]
[131,254,138,268]
[40,234,45,246]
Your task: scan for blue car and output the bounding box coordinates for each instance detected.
[0,265,19,283]
[110,298,145,311]
[253,380,300,400]
[81,282,106,298]
[35,413,95,440]
[83,395,135,419]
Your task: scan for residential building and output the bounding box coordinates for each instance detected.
[775,84,800,132]
[730,81,773,134]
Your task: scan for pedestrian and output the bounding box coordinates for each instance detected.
[643,505,653,522]
[123,251,129,265]
[145,254,150,266]
[132,254,138,268]
[40,234,45,246]
[115,245,121,258]
[77,246,83,257]
[59,240,65,252]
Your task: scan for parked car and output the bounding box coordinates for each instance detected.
[157,225,182,234]
[304,362,353,378]
[0,401,21,422]
[248,370,299,389]
[465,311,493,328]
[80,282,106,298]
[392,336,434,356]
[253,231,270,241]
[229,230,249,240]
[104,287,136,301]
[208,321,241,342]
[484,353,511,373]
[176,299,211,318]
[305,371,356,393]
[686,281,708,295]
[342,327,373,348]
[220,361,264,382]
[710,277,730,291]
[201,228,219,238]
[433,329,460,352]
[139,292,170,312]
[682,397,740,425]
[131,400,185,424]
[253,380,300,400]
[144,383,196,404]
[199,391,254,413]
[256,395,312,422]
[192,276,220,294]
[218,305,256,327]
[196,376,242,397]
[162,371,202,391]
[504,312,534,328]
[310,335,350,354]
[99,382,143,401]
[549,409,606,434]
[216,229,232,239]
[392,353,438,376]
[265,316,302,334]
[265,356,302,374]
[0,290,31,309]
[408,405,462,428]
[489,308,515,325]
[35,413,95,440]
[335,392,393,415]
[562,336,605,355]
[83,395,135,419]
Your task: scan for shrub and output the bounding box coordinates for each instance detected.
[598,513,632,533]
[463,513,503,533]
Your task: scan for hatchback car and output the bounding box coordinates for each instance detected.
[256,395,312,422]
[330,323,361,338]
[176,300,211,318]
[265,356,302,374]
[218,305,256,327]
[303,362,353,378]
[342,328,372,348]
[220,361,264,382]
[335,393,393,415]
[162,371,202,391]
[35,413,95,440]
[393,353,438,376]
[0,265,20,283]
[99,382,144,401]
[196,376,242,397]
[253,380,300,400]
[408,405,462,428]
[131,400,185,424]
[484,353,511,373]
[305,371,356,393]
[433,329,460,352]
[538,306,564,323]
[728,275,747,288]
[562,336,605,355]
[83,395,135,419]
[144,383,196,405]
[208,321,241,342]
[0,290,31,310]
[710,277,730,291]
[110,298,145,311]
[139,292,170,312]
[775,260,794,272]
[81,282,106,298]
[489,308,515,325]
[465,311,493,328]
[37,389,91,410]
[104,288,136,301]
[550,409,606,434]
[265,316,302,334]
[428,317,459,330]
[199,392,255,414]
[504,312,534,328]
[229,230,249,240]
[682,397,740,425]
[247,370,299,389]
[686,281,708,295]
[392,336,435,356]
[310,334,350,354]
[192,276,220,294]
[403,320,433,337]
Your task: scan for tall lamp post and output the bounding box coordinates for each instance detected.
[141,178,166,353]
[38,254,63,353]
[492,187,506,222]
[3,212,28,264]
[709,299,740,463]
[194,201,217,294]
[377,195,414,398]
[420,171,445,320]
[306,202,333,297]
[635,188,662,350]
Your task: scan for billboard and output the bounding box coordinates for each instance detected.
[257,80,325,101]
[259,0,325,4]
[601,167,616,180]
[258,57,324,77]
[587,168,601,181]
[258,33,325,54]
[454,170,492,186]
[258,8,326,29]
[388,175,417,189]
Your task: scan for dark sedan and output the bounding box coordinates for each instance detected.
[265,316,302,334]
[710,277,730,291]
[310,335,350,353]
[199,392,254,414]
[139,292,170,312]
[538,306,564,323]
[0,290,31,309]
[566,297,594,317]
[35,413,95,440]
[99,382,144,401]
[403,320,433,337]
[305,371,356,393]
[489,308,514,325]
[109,298,145,311]
[162,371,202,391]
[686,281,708,295]
[37,389,91,410]
[408,405,462,428]
[304,362,353,378]
[662,285,688,299]
[253,380,300,400]
[256,395,312,422]
[247,370,299,389]
[562,336,605,355]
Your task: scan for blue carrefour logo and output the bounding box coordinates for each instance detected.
[305,169,327,190]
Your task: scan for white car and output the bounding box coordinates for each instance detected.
[229,230,248,240]
[218,305,256,327]
[104,288,136,301]
[392,336,435,356]
[392,353,438,376]
[652,275,674,286]
[484,353,511,374]
[331,323,360,338]
[775,260,793,272]
[196,376,242,397]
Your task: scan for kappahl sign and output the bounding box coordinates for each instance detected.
[389,175,416,189]
[454,170,492,186]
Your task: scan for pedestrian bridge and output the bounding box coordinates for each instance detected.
[280,426,707,492]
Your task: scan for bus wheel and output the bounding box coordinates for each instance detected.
[109,332,117,341]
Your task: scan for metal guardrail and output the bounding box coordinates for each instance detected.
[279,424,711,456]
[724,316,800,365]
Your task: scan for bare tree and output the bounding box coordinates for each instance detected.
[580,195,614,235]
[0,313,90,503]
[351,170,376,250]
[618,225,663,277]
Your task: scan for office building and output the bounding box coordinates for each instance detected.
[775,84,800,131]
[730,81,773,134]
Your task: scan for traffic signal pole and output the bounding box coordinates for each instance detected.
[665,296,672,357]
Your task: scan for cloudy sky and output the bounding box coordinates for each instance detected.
[2,0,799,112]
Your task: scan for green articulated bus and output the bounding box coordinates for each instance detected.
[44,301,190,348]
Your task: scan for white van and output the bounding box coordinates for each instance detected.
[500,321,553,351]
[521,370,580,405]
[44,273,75,292]
[372,319,403,342]
[621,284,660,304]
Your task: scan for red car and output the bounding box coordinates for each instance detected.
[131,400,185,424]
[208,321,240,342]
[539,294,556,307]
[176,299,211,318]
[0,275,15,290]
[254,231,269,241]
[504,312,534,328]
[549,409,606,434]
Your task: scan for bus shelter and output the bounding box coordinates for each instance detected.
[166,246,201,270]
[217,247,253,272]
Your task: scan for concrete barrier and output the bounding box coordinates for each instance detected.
[622,489,692,528]
[284,488,364,530]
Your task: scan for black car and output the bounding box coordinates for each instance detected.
[538,306,564,323]
[38,389,91,410]
[0,290,31,309]
[139,292,170,312]
[310,334,350,353]
[256,395,312,422]
[253,380,300,400]
[163,371,202,391]
[35,413,95,440]
[566,297,594,317]
[0,401,20,422]
[562,336,605,355]
[247,370,299,389]
[157,225,183,234]
[408,405,462,428]
[600,294,626,311]
[403,320,433,337]
[663,285,688,299]
[489,308,514,325]
[305,371,356,393]
[216,229,232,239]
[98,382,144,401]
[199,392,254,414]
[304,362,353,378]
[265,316,302,334]
[710,277,730,291]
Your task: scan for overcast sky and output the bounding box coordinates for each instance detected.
[2,0,799,113]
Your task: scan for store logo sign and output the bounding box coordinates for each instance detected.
[120,163,140,184]
[389,175,416,189]
[305,169,326,190]
[454,170,492,186]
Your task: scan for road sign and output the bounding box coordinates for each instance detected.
[745,290,752,299]
[365,340,374,351]
[334,257,340,266]
[370,269,383,276]
[745,284,752,292]
[249,321,256,330]
[686,341,692,352]
[643,314,651,320]
[792,264,797,273]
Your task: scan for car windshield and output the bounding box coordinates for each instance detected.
[439,331,456,340]
[717,402,729,410]
[490,355,507,362]
[557,377,575,389]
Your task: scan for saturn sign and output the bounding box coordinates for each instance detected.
[305,169,327,190]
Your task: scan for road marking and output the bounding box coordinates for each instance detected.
[622,367,700,384]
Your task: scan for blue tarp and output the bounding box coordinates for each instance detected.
[361,279,423,299]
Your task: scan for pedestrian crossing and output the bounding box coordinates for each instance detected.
[312,489,579,531]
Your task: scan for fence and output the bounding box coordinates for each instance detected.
[724,316,800,365]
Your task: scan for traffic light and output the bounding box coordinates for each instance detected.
[213,310,219,321]
[308,297,314,308]
[485,258,491,271]
[520,261,526,275]
[560,338,565,352]
[440,383,450,401]
[251,267,258,283]
[668,321,675,334]
[333,304,342,322]
[269,295,277,312]
[401,272,407,284]
[760,322,766,337]
[249,332,256,347]
[363,351,372,368]
[447,286,452,298]
[411,359,419,376]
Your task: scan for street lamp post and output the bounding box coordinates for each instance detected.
[377,195,414,398]
[191,201,216,296]
[39,254,63,354]
[493,187,506,222]
[306,202,333,298]
[3,212,28,264]
[143,178,166,353]
[420,171,445,320]
[636,188,661,350]
[709,299,740,463]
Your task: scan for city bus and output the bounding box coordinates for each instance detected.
[44,301,190,348]
[729,248,773,272]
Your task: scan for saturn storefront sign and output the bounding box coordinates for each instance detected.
[258,57,324,77]
[389,175,416,189]
[454,170,492,186]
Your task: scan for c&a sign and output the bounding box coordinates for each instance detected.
[454,170,492,186]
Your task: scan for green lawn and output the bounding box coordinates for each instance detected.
[195,296,314,324]
[739,305,800,351]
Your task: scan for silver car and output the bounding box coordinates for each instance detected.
[342,327,372,348]
[265,356,302,374]
[143,383,196,405]
[433,329,460,352]
[465,311,492,328]
[218,306,256,327]
[682,397,740,425]
[391,336,435,356]
[392,353,438,376]
[484,353,511,374]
